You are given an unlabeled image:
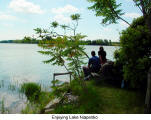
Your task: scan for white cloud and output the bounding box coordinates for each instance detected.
[123,13,141,19]
[9,0,44,14]
[53,14,71,24]
[51,4,79,14]
[0,13,18,21]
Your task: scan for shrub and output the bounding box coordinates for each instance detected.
[114,16,151,89]
[21,82,41,102]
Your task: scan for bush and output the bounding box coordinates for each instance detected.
[21,82,41,102]
[114,16,151,89]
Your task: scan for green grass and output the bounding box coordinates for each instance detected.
[94,83,145,113]
[53,80,145,114]
[22,92,53,114]
[53,85,102,113]
[22,80,145,114]
[21,82,41,102]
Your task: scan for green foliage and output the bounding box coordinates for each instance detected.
[51,80,69,98]
[87,0,151,27]
[35,14,87,79]
[22,92,53,114]
[0,80,4,88]
[114,17,151,89]
[21,82,41,102]
[83,39,112,45]
[0,99,5,114]
[70,13,81,21]
[54,80,102,114]
[133,0,151,15]
[0,37,39,44]
[0,98,9,114]
[22,80,145,114]
[88,0,124,25]
[51,21,59,28]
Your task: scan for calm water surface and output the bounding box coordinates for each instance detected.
[0,43,119,113]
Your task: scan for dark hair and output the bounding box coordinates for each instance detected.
[91,51,96,56]
[99,46,104,51]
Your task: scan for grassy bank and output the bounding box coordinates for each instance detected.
[93,82,145,113]
[22,80,145,114]
[52,80,145,114]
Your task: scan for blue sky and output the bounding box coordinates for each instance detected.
[0,0,142,41]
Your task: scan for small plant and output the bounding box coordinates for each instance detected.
[21,82,41,102]
[0,98,9,114]
[22,92,53,114]
[0,99,5,114]
[0,80,4,88]
[51,80,67,97]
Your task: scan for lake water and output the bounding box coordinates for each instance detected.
[0,43,119,113]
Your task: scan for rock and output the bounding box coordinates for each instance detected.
[63,93,78,104]
[42,92,78,113]
[44,98,61,110]
[45,108,54,113]
[93,61,115,84]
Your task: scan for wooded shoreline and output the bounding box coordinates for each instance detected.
[0,39,120,46]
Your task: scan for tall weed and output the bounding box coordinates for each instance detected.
[21,82,41,102]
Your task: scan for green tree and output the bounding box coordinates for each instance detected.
[34,14,87,86]
[22,36,32,43]
[114,17,151,89]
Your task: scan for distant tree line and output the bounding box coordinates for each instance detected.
[0,36,40,44]
[81,39,119,46]
[0,37,119,46]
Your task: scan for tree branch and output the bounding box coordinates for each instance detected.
[106,0,131,26]
[133,0,143,13]
[140,0,147,17]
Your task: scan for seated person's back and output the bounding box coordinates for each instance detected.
[98,49,107,65]
[89,51,101,73]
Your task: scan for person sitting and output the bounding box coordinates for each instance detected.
[83,51,101,79]
[99,46,104,52]
[98,48,114,80]
[98,50,107,65]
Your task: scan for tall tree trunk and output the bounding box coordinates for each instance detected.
[145,67,151,113]
[146,13,151,34]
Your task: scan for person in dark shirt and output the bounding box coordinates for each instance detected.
[98,46,107,65]
[88,51,101,72]
[83,51,101,78]
[98,50,107,65]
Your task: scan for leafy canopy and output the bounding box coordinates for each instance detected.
[88,0,151,26]
[88,0,126,25]
[114,17,151,89]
